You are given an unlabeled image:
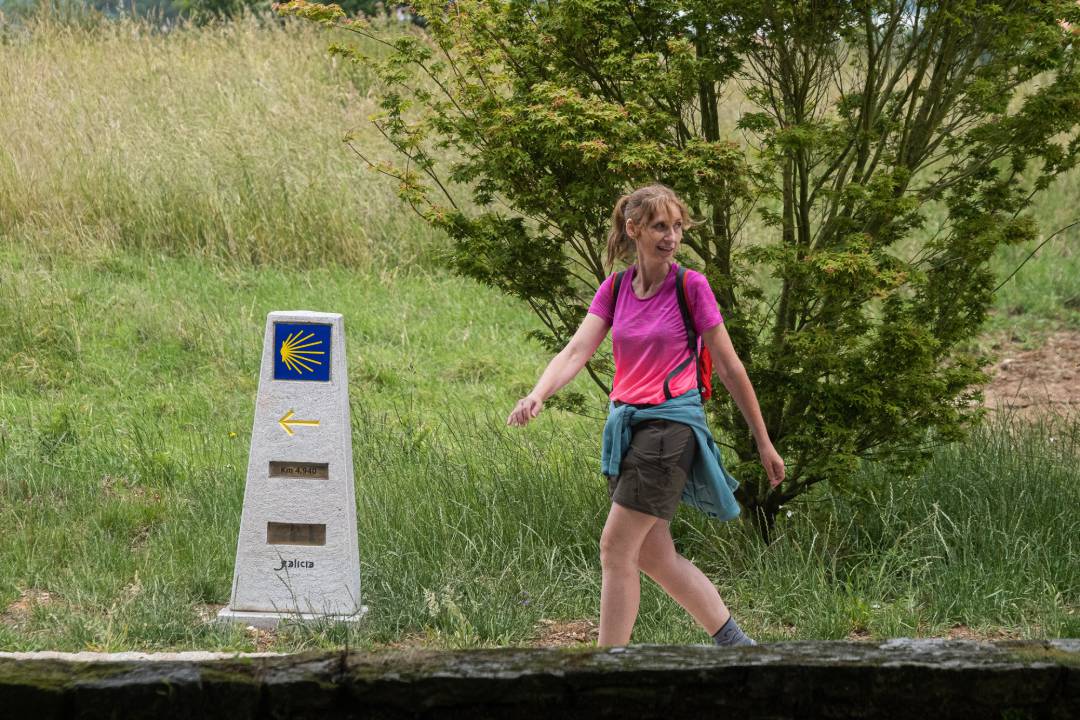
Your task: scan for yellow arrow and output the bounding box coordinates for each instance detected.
[278,409,320,436]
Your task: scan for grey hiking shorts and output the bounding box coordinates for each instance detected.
[606,417,697,522]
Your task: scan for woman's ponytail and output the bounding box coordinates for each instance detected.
[605,195,634,273]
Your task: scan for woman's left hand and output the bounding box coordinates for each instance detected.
[759,443,785,488]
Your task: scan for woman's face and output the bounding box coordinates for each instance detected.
[628,202,683,265]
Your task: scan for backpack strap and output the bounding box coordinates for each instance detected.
[668,266,705,401]
[674,266,698,354]
[611,269,625,309]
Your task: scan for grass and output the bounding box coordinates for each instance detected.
[0,246,1076,651]
[0,12,1077,651]
[0,12,440,270]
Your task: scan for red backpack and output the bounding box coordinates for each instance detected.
[611,265,715,402]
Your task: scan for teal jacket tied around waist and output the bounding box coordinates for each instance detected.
[601,388,741,521]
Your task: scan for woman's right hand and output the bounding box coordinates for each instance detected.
[507,394,544,427]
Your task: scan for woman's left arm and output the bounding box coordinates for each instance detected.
[701,323,785,488]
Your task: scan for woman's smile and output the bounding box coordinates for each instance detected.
[631,202,683,261]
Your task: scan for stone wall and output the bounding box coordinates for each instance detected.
[0,639,1076,719]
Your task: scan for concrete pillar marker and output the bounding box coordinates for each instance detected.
[218,311,366,629]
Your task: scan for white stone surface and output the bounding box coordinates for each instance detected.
[220,311,363,623]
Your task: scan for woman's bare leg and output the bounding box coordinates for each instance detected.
[598,503,660,646]
[637,520,730,635]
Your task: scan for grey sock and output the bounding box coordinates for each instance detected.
[711,615,757,647]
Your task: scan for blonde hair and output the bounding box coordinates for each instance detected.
[604,184,699,273]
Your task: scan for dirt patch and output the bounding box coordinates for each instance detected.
[980,330,1080,422]
[130,524,152,552]
[776,622,799,640]
[374,631,433,651]
[844,624,1025,643]
[100,474,159,502]
[846,629,874,642]
[245,625,277,652]
[2,588,59,627]
[530,618,599,647]
[942,623,1023,642]
[526,620,1025,645]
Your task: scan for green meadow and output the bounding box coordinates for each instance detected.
[0,14,1077,651]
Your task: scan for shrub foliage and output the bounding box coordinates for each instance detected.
[279,0,1080,539]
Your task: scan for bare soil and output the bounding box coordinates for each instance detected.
[530,618,599,648]
[527,618,1026,646]
[980,330,1080,422]
[2,588,59,629]
[846,624,1025,644]
[245,625,278,653]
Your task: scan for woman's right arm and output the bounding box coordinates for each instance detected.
[506,313,610,427]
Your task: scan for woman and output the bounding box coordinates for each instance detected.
[506,184,785,647]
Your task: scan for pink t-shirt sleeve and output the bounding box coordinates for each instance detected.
[685,270,723,334]
[587,274,616,324]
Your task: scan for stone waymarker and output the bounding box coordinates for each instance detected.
[218,311,366,628]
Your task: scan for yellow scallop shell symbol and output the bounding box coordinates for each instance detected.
[279,330,326,375]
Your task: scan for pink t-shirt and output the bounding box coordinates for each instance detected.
[588,262,723,405]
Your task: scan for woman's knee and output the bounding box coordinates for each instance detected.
[599,502,659,570]
[599,532,637,569]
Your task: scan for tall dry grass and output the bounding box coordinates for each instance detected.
[0,12,441,269]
